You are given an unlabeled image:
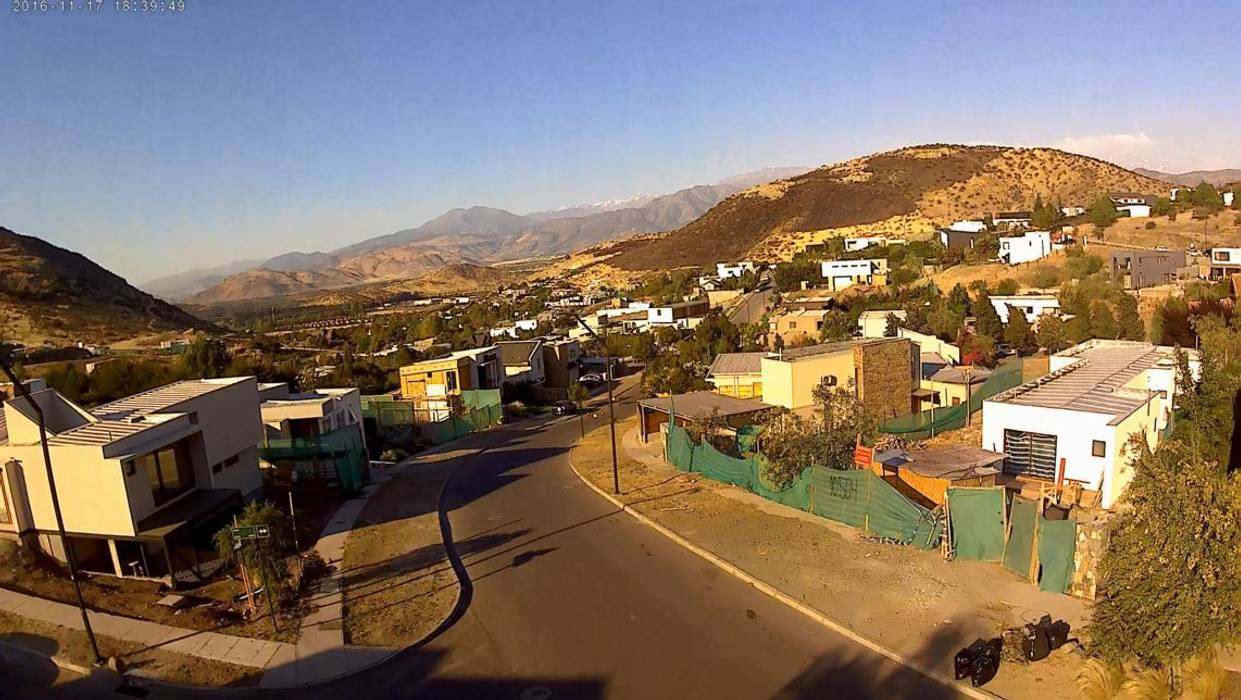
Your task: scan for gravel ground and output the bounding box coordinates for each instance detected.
[572,416,1088,699]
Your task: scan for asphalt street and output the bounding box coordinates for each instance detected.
[3,376,961,700]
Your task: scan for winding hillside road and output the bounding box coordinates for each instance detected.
[17,377,961,699]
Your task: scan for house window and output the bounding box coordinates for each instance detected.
[140,442,196,507]
[1092,440,1106,457]
[445,371,458,392]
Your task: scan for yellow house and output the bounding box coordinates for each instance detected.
[706,352,766,400]
[760,338,913,419]
[398,346,501,399]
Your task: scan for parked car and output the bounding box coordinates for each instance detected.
[552,400,577,416]
[579,373,605,385]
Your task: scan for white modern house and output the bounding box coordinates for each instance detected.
[989,294,1061,324]
[949,220,987,233]
[982,340,1200,509]
[647,299,710,330]
[1111,194,1153,218]
[856,309,905,338]
[1116,204,1151,218]
[0,378,263,586]
[993,212,1032,229]
[716,261,756,279]
[998,230,1052,265]
[1225,191,1235,208]
[820,258,889,292]
[1060,205,1086,217]
[1207,247,1241,280]
[843,236,888,252]
[257,384,367,483]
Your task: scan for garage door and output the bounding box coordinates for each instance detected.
[1003,429,1057,480]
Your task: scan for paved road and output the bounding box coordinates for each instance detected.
[2,377,960,699]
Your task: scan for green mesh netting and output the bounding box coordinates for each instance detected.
[947,487,1007,561]
[664,425,940,550]
[735,424,763,453]
[879,362,1024,440]
[1003,495,1038,577]
[1037,518,1076,594]
[259,425,369,496]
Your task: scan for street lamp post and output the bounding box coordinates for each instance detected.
[573,316,621,495]
[0,356,103,664]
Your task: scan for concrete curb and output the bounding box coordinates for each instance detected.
[564,450,1002,700]
[0,638,102,677]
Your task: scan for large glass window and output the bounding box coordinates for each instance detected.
[141,442,195,506]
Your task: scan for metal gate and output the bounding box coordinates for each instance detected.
[1003,429,1057,480]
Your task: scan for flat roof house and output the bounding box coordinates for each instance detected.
[0,378,263,587]
[1206,247,1241,280]
[982,340,1200,509]
[820,258,889,292]
[857,309,905,339]
[768,308,831,348]
[399,346,501,399]
[1109,249,1187,289]
[257,384,368,487]
[938,228,984,251]
[761,338,913,419]
[540,337,582,389]
[647,299,710,330]
[998,230,1051,265]
[993,211,1032,229]
[989,294,1060,324]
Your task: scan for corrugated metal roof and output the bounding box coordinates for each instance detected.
[46,419,157,447]
[990,345,1160,422]
[707,352,767,376]
[92,379,244,421]
[638,392,774,419]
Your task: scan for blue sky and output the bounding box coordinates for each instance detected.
[2,0,1238,283]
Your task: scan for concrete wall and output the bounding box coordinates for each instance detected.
[897,328,961,364]
[166,379,263,498]
[2,443,137,537]
[761,350,857,410]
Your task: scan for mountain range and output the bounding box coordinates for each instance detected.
[148,166,810,305]
[1134,168,1241,188]
[0,227,213,346]
[608,145,1173,270]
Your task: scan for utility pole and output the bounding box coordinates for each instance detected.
[573,316,621,494]
[0,357,103,665]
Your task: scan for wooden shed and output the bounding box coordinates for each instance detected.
[636,392,776,443]
[873,445,1005,508]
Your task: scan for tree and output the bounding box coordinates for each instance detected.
[568,380,588,412]
[945,284,971,317]
[993,278,1019,296]
[1034,314,1069,352]
[1031,194,1058,229]
[214,500,296,600]
[1003,308,1034,351]
[1188,182,1222,209]
[179,335,231,379]
[973,295,1005,340]
[818,310,853,343]
[883,312,900,337]
[1088,195,1120,232]
[757,380,875,488]
[1116,294,1145,341]
[1089,302,1119,339]
[1065,315,1093,345]
[1029,266,1062,289]
[1089,437,1241,669]
[928,304,965,343]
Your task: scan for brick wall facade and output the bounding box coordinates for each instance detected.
[853,338,912,420]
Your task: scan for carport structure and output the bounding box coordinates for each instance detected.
[636,391,776,443]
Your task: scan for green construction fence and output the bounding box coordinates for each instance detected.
[259,425,369,496]
[664,425,940,550]
[947,487,1078,594]
[879,361,1024,440]
[946,487,1007,562]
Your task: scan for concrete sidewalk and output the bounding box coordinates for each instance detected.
[259,464,405,688]
[0,586,291,670]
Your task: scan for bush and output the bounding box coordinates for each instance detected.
[994,278,1019,296]
[1144,221,1156,230]
[379,448,409,462]
[1028,266,1062,288]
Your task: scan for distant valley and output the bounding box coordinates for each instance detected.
[149,166,811,305]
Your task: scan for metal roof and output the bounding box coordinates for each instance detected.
[638,392,774,419]
[707,352,767,377]
[46,419,158,447]
[92,378,247,421]
[496,340,542,366]
[988,345,1161,423]
[929,365,992,385]
[771,337,897,362]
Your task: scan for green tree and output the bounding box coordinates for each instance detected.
[178,335,231,379]
[994,278,1019,296]
[214,500,296,598]
[1188,182,1222,209]
[883,312,901,337]
[1116,294,1145,341]
[1031,194,1058,229]
[1034,314,1069,352]
[1088,195,1120,231]
[945,284,971,317]
[818,310,853,343]
[929,304,966,343]
[1089,437,1241,668]
[1090,302,1119,339]
[1065,315,1093,345]
[1002,308,1034,350]
[973,295,1005,340]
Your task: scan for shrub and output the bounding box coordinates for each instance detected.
[1144,221,1156,230]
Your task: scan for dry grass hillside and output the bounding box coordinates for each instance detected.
[0,227,212,345]
[611,144,1171,270]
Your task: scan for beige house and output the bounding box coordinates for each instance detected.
[768,309,831,348]
[0,378,263,587]
[258,384,367,483]
[540,337,582,389]
[761,338,913,418]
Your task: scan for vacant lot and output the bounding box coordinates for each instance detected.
[572,417,1087,699]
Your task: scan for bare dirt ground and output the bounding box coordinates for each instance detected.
[0,609,259,687]
[0,542,301,644]
[340,452,463,647]
[572,416,1087,699]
